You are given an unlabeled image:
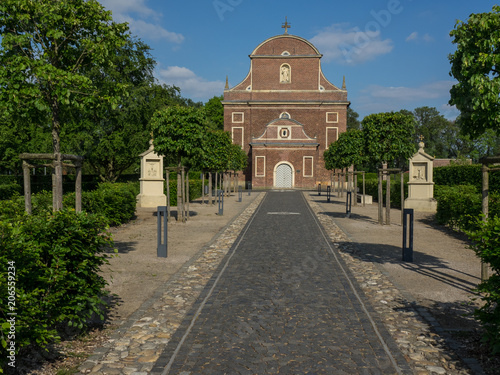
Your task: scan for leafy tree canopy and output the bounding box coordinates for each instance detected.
[449,5,500,138]
[205,95,224,130]
[362,111,416,166]
[346,107,361,131]
[150,106,208,165]
[324,129,365,170]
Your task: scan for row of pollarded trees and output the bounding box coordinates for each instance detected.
[150,105,247,221]
[324,111,417,173]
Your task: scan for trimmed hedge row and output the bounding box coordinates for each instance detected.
[166,178,204,206]
[434,165,500,192]
[357,174,408,209]
[0,182,139,227]
[0,210,113,365]
[434,185,500,232]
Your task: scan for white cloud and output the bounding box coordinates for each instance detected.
[356,80,456,115]
[158,66,225,100]
[310,24,393,65]
[405,31,418,42]
[405,31,434,43]
[100,0,184,43]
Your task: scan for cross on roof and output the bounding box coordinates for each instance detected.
[282,17,291,34]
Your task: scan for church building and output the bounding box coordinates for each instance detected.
[223,21,349,189]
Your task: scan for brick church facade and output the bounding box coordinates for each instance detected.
[223,29,349,189]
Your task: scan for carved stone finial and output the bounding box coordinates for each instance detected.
[225,75,229,89]
[418,135,425,149]
[342,75,346,90]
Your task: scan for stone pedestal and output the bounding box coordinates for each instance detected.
[136,144,167,208]
[405,142,437,212]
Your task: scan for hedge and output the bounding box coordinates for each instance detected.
[357,173,408,209]
[434,165,500,192]
[0,210,113,366]
[0,182,139,226]
[434,185,500,232]
[467,216,500,354]
[166,178,204,206]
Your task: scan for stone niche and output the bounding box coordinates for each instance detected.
[136,143,166,208]
[405,142,437,212]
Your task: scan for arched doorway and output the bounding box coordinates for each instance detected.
[274,163,293,188]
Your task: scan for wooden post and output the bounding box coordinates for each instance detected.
[186,170,190,220]
[53,153,63,211]
[75,162,82,212]
[386,171,391,225]
[23,161,32,215]
[482,164,489,281]
[208,172,213,206]
[400,172,404,224]
[353,172,358,206]
[181,167,186,222]
[378,170,383,225]
[166,171,171,219]
[362,171,366,207]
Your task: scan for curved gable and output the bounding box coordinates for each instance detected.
[251,34,321,56]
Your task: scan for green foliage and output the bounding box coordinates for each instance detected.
[324,129,365,170]
[0,183,21,200]
[64,183,138,226]
[356,173,408,209]
[198,129,232,172]
[362,111,416,167]
[449,5,500,138]
[151,106,208,165]
[166,178,204,206]
[466,216,500,353]
[413,107,455,158]
[0,183,138,226]
[346,107,361,131]
[0,210,113,362]
[434,165,500,192]
[205,95,224,130]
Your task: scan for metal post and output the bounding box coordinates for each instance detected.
[238,185,242,202]
[401,172,404,224]
[217,189,224,215]
[402,208,414,262]
[346,191,352,218]
[247,181,251,196]
[157,206,168,258]
[318,183,321,196]
[327,185,331,203]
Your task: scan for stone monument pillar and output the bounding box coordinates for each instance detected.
[136,142,167,208]
[404,141,437,212]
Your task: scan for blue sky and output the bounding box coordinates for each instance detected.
[100,0,497,121]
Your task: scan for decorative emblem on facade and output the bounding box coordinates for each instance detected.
[147,162,158,177]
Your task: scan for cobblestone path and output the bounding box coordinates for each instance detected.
[152,191,412,374]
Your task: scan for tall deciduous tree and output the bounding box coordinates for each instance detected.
[412,106,451,158]
[449,5,500,138]
[346,107,361,131]
[150,106,208,219]
[205,95,224,130]
[362,111,416,168]
[0,0,131,208]
[323,129,365,171]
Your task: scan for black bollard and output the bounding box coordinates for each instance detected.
[327,185,331,203]
[346,191,352,218]
[402,208,414,262]
[217,189,224,215]
[318,183,322,196]
[157,206,168,257]
[238,185,242,202]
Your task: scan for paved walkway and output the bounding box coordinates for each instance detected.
[152,191,410,374]
[77,191,479,375]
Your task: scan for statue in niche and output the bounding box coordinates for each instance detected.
[280,65,290,83]
[147,162,158,177]
[413,165,426,181]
